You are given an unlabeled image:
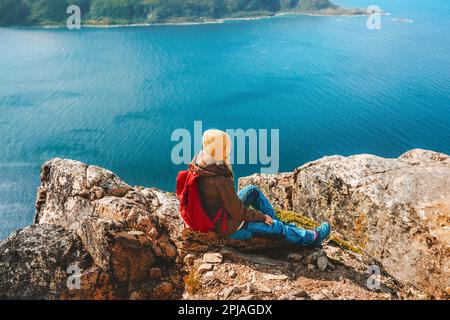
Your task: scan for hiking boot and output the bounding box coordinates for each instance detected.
[309,222,331,247]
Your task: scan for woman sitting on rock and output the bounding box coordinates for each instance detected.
[176,129,330,246]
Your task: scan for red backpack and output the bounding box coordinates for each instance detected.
[176,169,227,233]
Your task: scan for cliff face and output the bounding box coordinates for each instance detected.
[30,158,184,299]
[0,224,95,299]
[239,149,450,298]
[0,149,448,300]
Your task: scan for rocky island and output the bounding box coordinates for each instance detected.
[0,149,448,300]
[0,0,365,27]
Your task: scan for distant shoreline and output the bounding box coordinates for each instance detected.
[9,9,367,29]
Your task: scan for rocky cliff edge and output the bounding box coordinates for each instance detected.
[0,149,448,299]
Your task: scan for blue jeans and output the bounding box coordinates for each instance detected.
[229,185,316,246]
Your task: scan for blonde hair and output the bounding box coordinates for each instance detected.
[197,129,233,173]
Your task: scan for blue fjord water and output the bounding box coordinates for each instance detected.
[0,0,449,239]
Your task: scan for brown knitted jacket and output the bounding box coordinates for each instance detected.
[189,158,266,236]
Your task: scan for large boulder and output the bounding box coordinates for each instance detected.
[239,149,450,298]
[32,158,183,299]
[0,224,115,300]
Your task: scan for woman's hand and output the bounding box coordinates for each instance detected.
[264,215,274,226]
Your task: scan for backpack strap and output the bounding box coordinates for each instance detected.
[212,207,228,234]
[220,208,227,234]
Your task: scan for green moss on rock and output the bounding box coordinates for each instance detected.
[276,208,319,229]
[328,236,364,255]
[184,269,201,294]
[276,208,363,254]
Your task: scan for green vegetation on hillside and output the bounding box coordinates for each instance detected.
[0,0,354,26]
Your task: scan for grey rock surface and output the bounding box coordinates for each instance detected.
[239,149,450,297]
